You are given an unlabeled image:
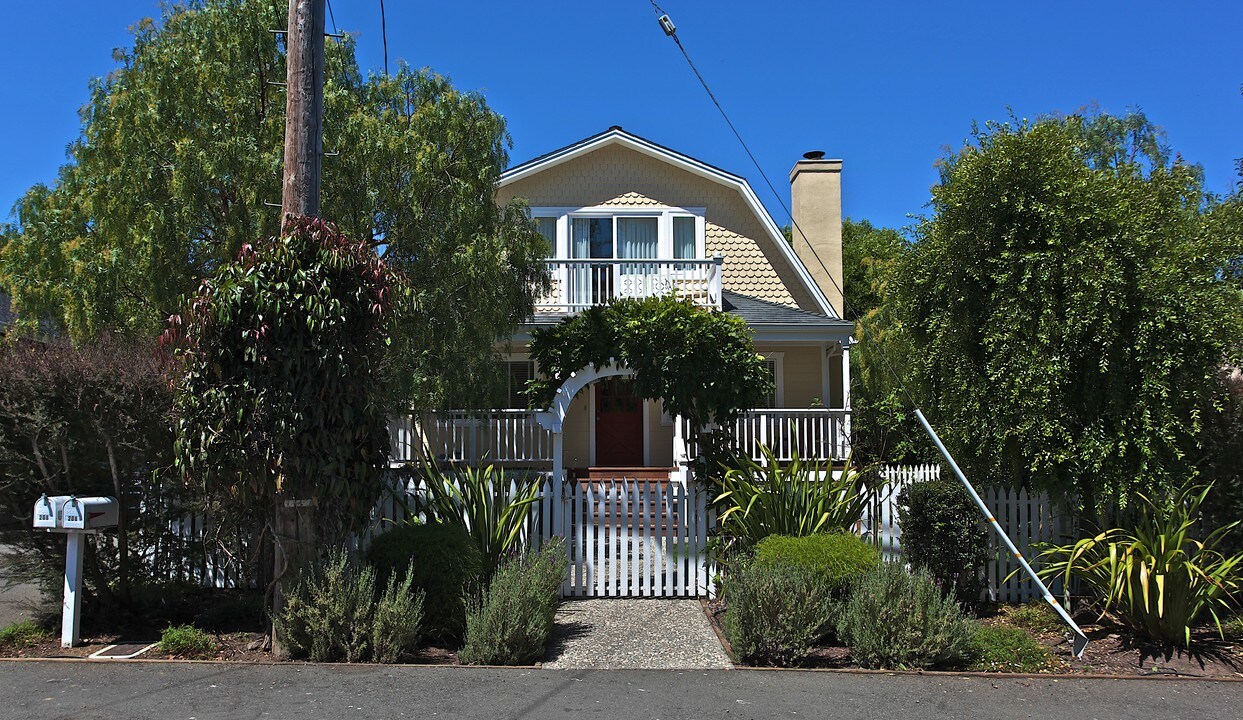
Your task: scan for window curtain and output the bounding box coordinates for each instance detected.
[571,218,592,258]
[617,217,658,259]
[533,217,556,250]
[673,216,696,259]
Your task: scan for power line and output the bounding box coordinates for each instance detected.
[646,4,1090,657]
[645,4,918,410]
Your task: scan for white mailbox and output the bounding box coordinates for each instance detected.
[60,496,119,531]
[33,494,73,530]
[31,493,120,648]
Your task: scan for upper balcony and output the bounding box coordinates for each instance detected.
[534,256,724,314]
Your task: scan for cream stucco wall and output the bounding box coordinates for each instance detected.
[498,143,818,311]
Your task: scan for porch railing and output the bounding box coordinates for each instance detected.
[389,410,554,465]
[534,257,723,312]
[685,408,850,462]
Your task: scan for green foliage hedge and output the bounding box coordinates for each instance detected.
[274,548,424,663]
[897,479,989,608]
[838,563,975,669]
[528,296,771,429]
[367,521,482,643]
[752,532,881,592]
[459,539,566,665]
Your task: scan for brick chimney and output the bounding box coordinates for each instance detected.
[789,151,844,318]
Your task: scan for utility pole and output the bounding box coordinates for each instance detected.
[280,0,325,220]
[272,0,325,658]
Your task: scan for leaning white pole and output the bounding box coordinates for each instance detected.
[62,531,85,648]
[914,409,1089,657]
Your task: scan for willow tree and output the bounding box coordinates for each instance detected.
[900,112,1243,520]
[0,0,547,409]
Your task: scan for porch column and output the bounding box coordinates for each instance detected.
[672,414,688,483]
[841,343,852,457]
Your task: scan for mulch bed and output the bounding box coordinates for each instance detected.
[1,632,464,664]
[704,599,1243,678]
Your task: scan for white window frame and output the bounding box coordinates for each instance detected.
[531,206,706,260]
[761,352,785,409]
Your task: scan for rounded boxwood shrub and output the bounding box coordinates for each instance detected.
[752,532,881,593]
[837,563,975,669]
[367,521,482,643]
[897,478,989,608]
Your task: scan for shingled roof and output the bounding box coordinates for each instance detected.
[722,290,853,328]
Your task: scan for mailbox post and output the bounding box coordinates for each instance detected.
[32,494,119,647]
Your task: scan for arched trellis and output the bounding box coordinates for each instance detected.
[534,361,691,484]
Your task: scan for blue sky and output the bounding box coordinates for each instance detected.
[1,1,1239,235]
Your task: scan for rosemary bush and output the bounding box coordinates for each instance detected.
[273,548,424,663]
[459,538,566,665]
[838,563,975,669]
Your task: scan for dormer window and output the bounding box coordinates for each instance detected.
[531,207,706,260]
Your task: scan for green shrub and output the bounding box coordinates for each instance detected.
[897,478,989,608]
[968,624,1053,672]
[367,521,482,642]
[0,620,51,648]
[723,560,838,666]
[273,548,425,663]
[753,532,881,592]
[158,624,217,659]
[715,447,876,549]
[459,538,566,665]
[1003,601,1062,634]
[1036,483,1243,647]
[421,459,543,580]
[838,563,976,669]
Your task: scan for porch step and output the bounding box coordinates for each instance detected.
[573,467,676,481]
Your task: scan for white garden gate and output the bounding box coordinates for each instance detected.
[554,478,714,598]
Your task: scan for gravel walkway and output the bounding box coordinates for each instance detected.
[543,598,732,669]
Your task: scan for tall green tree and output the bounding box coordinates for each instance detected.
[898,111,1242,519]
[0,0,547,409]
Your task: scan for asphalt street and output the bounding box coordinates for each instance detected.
[0,661,1239,720]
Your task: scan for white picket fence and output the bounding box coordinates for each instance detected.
[864,464,1067,602]
[370,473,715,599]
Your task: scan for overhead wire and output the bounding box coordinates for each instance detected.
[643,3,1090,656]
[644,2,919,412]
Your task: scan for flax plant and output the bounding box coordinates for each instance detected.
[714,445,877,548]
[420,456,544,581]
[1036,484,1243,647]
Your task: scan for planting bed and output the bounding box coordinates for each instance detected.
[705,599,1243,678]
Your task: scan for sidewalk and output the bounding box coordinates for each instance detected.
[543,598,732,669]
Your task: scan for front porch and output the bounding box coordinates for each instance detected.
[388,406,851,474]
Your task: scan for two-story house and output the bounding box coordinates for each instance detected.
[391,127,854,487]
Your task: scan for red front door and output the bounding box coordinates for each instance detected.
[594,378,644,466]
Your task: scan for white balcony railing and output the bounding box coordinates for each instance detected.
[535,257,723,313]
[389,410,554,465]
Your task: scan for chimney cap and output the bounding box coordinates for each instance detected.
[802,150,826,160]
